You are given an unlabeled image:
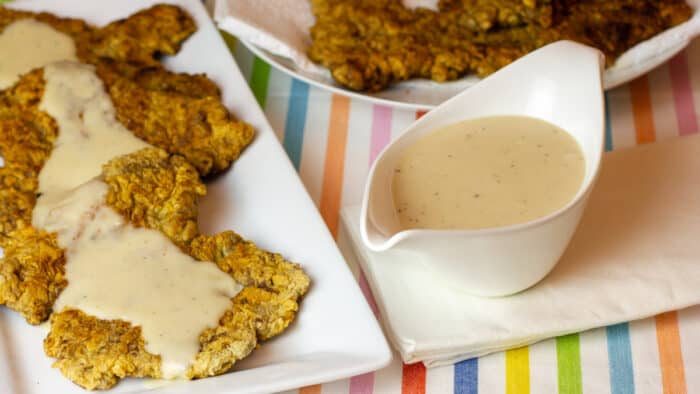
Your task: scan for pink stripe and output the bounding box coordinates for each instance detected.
[369,105,393,165]
[349,372,375,394]
[350,104,392,394]
[669,51,699,135]
[349,273,378,393]
[358,271,380,317]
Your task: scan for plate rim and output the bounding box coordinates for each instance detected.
[235,4,700,111]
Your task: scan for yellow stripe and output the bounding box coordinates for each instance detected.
[506,346,530,394]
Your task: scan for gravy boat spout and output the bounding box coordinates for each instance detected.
[360,41,605,296]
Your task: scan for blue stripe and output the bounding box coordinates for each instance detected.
[283,79,310,170]
[604,92,614,152]
[606,323,635,394]
[454,358,478,394]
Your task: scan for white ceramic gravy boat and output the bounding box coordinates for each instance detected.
[361,41,605,296]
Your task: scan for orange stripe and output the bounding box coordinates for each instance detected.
[299,384,322,394]
[656,312,687,394]
[319,94,351,238]
[416,110,427,119]
[629,76,656,144]
[401,363,426,394]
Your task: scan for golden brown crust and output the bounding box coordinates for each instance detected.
[0,165,38,238]
[96,63,255,175]
[97,61,222,99]
[228,286,302,342]
[44,309,162,390]
[191,232,311,301]
[187,293,258,379]
[308,0,693,91]
[0,226,66,324]
[83,4,196,67]
[103,148,205,250]
[0,69,56,236]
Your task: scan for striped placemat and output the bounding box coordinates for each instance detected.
[229,34,700,394]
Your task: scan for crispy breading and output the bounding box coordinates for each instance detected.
[0,226,65,324]
[44,309,162,390]
[97,61,222,99]
[0,69,57,237]
[96,63,255,175]
[191,232,311,304]
[84,4,196,67]
[102,148,205,250]
[429,0,553,32]
[308,0,693,91]
[0,69,57,173]
[0,165,38,237]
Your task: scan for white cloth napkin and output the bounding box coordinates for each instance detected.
[214,0,700,91]
[340,135,700,367]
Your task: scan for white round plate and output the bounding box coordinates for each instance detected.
[240,1,700,111]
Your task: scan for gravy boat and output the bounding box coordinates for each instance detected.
[361,41,605,296]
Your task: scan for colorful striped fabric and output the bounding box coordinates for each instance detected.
[229,35,700,394]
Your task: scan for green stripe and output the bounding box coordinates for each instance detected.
[220,30,238,54]
[250,57,271,108]
[556,334,583,394]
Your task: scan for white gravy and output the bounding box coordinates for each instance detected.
[0,19,77,89]
[38,61,152,194]
[33,180,242,378]
[27,53,242,377]
[392,116,585,230]
[401,0,439,11]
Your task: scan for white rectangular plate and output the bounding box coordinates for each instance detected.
[0,1,391,393]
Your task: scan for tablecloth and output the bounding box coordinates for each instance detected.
[225,33,700,394]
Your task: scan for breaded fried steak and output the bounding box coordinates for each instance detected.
[0,4,309,390]
[308,0,693,91]
[23,148,307,390]
[0,4,254,177]
[0,5,254,238]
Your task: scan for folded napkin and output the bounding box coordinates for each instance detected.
[213,0,326,76]
[214,0,700,91]
[340,135,700,367]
